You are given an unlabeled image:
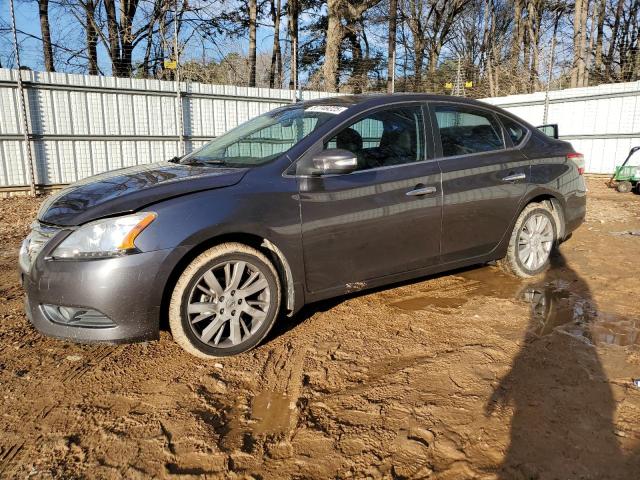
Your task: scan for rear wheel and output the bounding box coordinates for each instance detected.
[169,243,281,358]
[498,202,558,278]
[616,181,633,193]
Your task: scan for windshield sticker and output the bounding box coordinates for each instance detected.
[305,105,347,115]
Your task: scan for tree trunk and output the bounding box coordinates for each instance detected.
[618,0,636,80]
[104,0,122,76]
[523,18,530,87]
[86,0,98,75]
[593,0,605,81]
[510,0,523,68]
[287,0,299,90]
[480,0,491,78]
[571,0,583,87]
[269,0,282,88]
[323,0,343,92]
[345,19,363,93]
[119,0,136,76]
[577,0,589,86]
[606,0,624,79]
[526,0,541,91]
[413,37,425,90]
[249,0,258,87]
[38,0,55,72]
[387,0,398,93]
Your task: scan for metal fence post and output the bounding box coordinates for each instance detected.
[9,0,37,196]
[174,0,185,156]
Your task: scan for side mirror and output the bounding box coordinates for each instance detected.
[537,124,559,139]
[311,149,358,175]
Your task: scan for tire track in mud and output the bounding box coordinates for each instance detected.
[0,341,121,476]
[0,442,24,476]
[58,344,116,383]
[194,312,322,472]
[218,340,312,459]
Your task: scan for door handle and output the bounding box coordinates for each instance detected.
[406,186,437,196]
[501,173,526,182]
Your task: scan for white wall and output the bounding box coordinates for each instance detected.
[0,69,336,187]
[2,69,638,187]
[481,81,640,174]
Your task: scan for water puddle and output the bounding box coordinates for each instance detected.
[390,266,524,312]
[250,391,295,435]
[521,282,639,346]
[390,266,639,347]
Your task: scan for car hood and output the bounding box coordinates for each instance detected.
[37,162,248,226]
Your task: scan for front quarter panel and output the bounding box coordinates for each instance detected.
[132,161,305,304]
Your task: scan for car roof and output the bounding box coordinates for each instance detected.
[300,93,495,110]
[297,93,536,131]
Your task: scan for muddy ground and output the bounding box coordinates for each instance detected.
[0,178,639,479]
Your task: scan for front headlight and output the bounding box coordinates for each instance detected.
[52,212,156,259]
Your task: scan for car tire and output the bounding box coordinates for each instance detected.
[498,202,558,278]
[169,242,281,359]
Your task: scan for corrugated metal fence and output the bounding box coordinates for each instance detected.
[482,81,640,174]
[0,68,335,190]
[1,69,639,189]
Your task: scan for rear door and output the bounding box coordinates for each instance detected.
[297,103,442,294]
[428,102,530,263]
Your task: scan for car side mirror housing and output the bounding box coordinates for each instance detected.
[536,123,559,139]
[311,149,358,175]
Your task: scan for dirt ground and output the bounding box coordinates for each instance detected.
[0,178,639,480]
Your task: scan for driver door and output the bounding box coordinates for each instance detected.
[297,104,442,294]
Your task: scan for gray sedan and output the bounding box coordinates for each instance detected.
[20,94,586,358]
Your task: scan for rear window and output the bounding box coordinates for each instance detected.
[500,115,527,146]
[434,105,504,157]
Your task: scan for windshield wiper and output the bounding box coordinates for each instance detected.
[180,156,227,166]
[201,159,228,165]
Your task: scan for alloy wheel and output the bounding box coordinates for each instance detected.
[517,213,554,271]
[186,260,271,348]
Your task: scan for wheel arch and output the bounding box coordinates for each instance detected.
[492,191,567,262]
[522,192,566,241]
[159,232,298,332]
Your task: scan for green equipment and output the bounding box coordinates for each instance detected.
[608,146,640,193]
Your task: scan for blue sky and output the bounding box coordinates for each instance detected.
[0,0,286,75]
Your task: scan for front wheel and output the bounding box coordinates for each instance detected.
[498,202,558,278]
[169,243,281,358]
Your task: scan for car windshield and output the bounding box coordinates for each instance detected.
[180,104,344,167]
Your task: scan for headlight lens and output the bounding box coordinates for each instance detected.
[52,212,156,259]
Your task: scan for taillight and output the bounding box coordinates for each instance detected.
[567,153,585,175]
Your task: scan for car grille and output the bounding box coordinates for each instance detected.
[20,221,61,270]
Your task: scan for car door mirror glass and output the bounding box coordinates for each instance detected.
[536,124,558,139]
[311,149,358,175]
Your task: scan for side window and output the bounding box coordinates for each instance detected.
[434,105,504,157]
[500,115,527,146]
[325,106,424,170]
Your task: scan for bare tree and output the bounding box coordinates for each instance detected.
[387,0,398,92]
[248,0,257,87]
[269,0,282,88]
[287,0,299,90]
[38,0,56,71]
[85,0,98,75]
[592,0,606,81]
[322,0,343,91]
[605,0,625,79]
